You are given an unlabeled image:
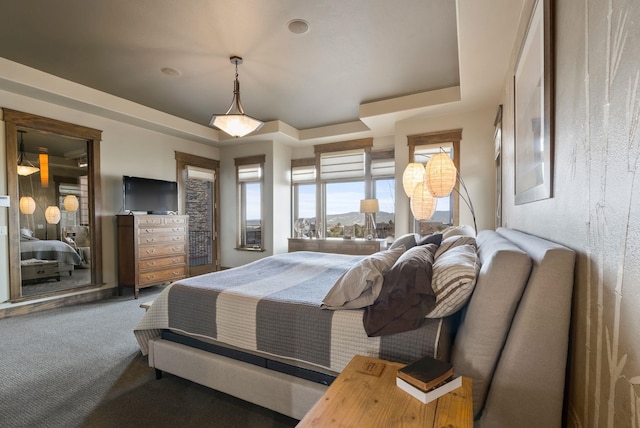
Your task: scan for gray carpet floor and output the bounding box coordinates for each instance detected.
[0,286,298,428]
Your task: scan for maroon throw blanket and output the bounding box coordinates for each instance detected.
[363,244,437,336]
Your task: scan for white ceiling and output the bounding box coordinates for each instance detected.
[0,0,525,146]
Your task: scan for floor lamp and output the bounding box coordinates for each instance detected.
[360,199,379,240]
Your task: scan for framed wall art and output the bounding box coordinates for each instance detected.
[513,0,554,205]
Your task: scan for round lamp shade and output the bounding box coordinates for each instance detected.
[19,196,36,214]
[45,206,61,225]
[425,153,457,197]
[402,162,425,198]
[63,195,79,212]
[410,182,437,220]
[359,198,379,213]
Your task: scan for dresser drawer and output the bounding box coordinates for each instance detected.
[138,243,186,259]
[135,216,164,226]
[162,216,187,225]
[138,255,186,272]
[137,226,187,236]
[137,234,185,245]
[138,266,186,286]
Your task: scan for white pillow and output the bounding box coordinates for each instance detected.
[321,246,405,309]
[435,235,477,259]
[426,244,479,318]
[389,233,419,251]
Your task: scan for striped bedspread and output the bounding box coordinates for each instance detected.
[134,251,447,373]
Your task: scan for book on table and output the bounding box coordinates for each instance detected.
[395,355,461,404]
[396,374,463,404]
[396,355,453,391]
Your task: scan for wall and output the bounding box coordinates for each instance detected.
[0,90,219,305]
[500,0,640,426]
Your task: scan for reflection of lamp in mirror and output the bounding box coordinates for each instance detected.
[63,195,79,212]
[360,198,379,240]
[17,130,40,176]
[19,196,36,214]
[39,149,49,187]
[45,206,61,239]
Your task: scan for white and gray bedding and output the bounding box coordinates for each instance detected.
[135,251,451,374]
[20,239,82,265]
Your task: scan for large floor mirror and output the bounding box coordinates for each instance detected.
[4,109,102,301]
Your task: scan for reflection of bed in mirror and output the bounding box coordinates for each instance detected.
[20,238,83,277]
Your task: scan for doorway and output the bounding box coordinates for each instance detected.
[175,152,220,275]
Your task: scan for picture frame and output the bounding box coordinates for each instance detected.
[513,0,554,205]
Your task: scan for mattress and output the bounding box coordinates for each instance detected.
[135,251,453,375]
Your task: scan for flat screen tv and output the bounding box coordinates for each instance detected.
[123,175,178,214]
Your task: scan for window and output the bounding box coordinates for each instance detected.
[291,139,395,239]
[236,155,265,250]
[408,129,462,235]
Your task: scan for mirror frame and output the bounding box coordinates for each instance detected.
[3,108,103,301]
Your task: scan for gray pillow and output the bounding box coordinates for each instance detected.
[321,246,405,309]
[389,233,419,251]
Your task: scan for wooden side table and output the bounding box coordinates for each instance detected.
[297,355,472,428]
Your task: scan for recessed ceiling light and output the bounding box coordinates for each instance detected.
[160,67,181,77]
[287,19,310,35]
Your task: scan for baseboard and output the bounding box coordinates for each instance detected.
[0,288,115,319]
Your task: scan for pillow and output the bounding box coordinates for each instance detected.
[442,225,476,239]
[426,244,479,318]
[435,235,477,259]
[321,246,405,309]
[363,244,438,336]
[389,233,419,251]
[417,233,443,247]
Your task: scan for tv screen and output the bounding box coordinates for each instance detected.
[123,176,178,214]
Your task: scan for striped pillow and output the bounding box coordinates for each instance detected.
[426,244,479,318]
[435,235,477,259]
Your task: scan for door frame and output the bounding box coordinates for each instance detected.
[175,151,220,275]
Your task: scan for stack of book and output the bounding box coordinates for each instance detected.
[395,355,463,404]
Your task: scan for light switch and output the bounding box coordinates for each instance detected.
[0,226,7,235]
[0,195,9,207]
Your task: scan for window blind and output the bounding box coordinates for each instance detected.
[371,158,395,177]
[238,163,262,182]
[320,149,365,180]
[413,143,453,164]
[187,165,216,182]
[292,165,316,183]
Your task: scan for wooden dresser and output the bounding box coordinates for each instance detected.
[117,214,188,298]
[288,238,385,255]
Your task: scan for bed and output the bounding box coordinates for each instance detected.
[135,228,577,427]
[20,239,83,276]
[135,245,458,418]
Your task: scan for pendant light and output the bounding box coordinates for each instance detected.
[17,130,40,176]
[209,56,264,138]
[19,196,36,214]
[63,195,79,212]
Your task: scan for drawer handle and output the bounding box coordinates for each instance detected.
[172,236,181,241]
[145,274,156,280]
[145,229,155,233]
[37,270,45,274]
[172,258,181,263]
[146,261,157,267]
[146,238,156,243]
[146,249,157,254]
[171,247,181,252]
[172,271,180,276]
